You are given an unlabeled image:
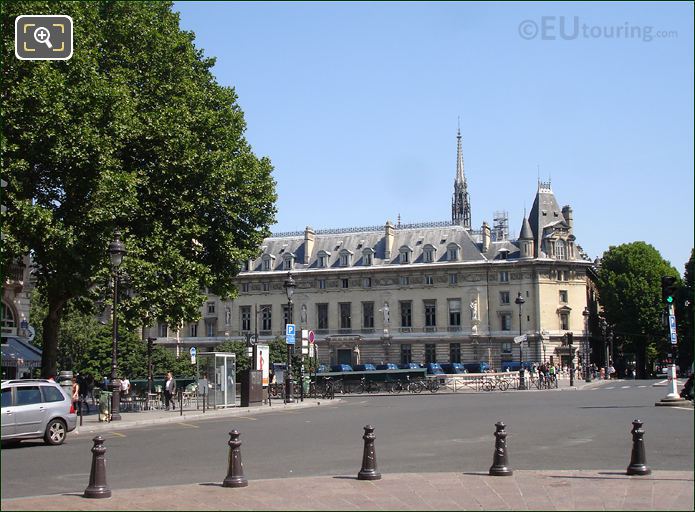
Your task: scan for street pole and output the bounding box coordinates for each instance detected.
[567,332,575,387]
[108,231,125,421]
[515,293,526,390]
[284,272,295,404]
[583,308,591,382]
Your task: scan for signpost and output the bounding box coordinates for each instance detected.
[286,323,296,345]
[189,346,197,365]
[513,334,527,344]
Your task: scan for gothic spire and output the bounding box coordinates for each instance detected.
[452,124,471,229]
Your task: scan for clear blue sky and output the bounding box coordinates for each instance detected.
[175,1,694,273]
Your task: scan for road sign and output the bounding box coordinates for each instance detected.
[189,347,197,357]
[309,330,315,343]
[669,315,678,344]
[513,334,527,344]
[286,323,296,345]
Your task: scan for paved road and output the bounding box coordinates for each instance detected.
[1,379,692,500]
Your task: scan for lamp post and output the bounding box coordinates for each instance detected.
[108,231,126,421]
[283,272,296,403]
[515,292,526,390]
[567,332,575,387]
[583,307,591,382]
[600,319,609,379]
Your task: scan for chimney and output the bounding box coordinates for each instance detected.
[482,222,491,253]
[304,226,315,264]
[562,205,573,233]
[384,220,395,261]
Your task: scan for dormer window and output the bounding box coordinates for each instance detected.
[339,249,354,267]
[499,248,509,260]
[399,245,413,264]
[283,253,295,270]
[261,254,275,271]
[423,244,436,263]
[362,248,374,266]
[555,240,566,260]
[317,250,331,268]
[447,243,461,262]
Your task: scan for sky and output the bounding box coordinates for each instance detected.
[174,1,694,273]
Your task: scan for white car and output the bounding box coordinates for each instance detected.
[1,379,78,445]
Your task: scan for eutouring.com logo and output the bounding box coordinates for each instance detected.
[518,16,678,42]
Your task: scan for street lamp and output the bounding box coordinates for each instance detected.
[108,230,126,421]
[583,307,591,382]
[600,318,608,379]
[515,292,526,390]
[283,272,296,403]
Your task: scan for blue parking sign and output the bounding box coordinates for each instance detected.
[286,324,296,345]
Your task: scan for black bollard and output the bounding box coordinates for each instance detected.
[222,429,248,487]
[83,436,112,499]
[489,421,513,476]
[626,419,651,476]
[357,425,381,480]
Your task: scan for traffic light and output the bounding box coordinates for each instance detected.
[661,276,678,304]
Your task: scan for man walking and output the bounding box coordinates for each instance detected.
[164,371,177,411]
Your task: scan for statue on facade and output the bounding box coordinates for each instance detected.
[470,298,478,321]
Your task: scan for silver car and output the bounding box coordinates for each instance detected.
[1,379,78,445]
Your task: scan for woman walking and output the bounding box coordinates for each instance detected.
[164,371,177,411]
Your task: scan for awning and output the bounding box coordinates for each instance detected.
[1,336,42,368]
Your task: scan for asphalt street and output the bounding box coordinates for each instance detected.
[1,379,692,500]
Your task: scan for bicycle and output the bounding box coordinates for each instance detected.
[482,376,510,392]
[356,376,380,394]
[318,377,335,399]
[425,378,440,393]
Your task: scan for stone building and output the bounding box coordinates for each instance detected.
[151,130,594,370]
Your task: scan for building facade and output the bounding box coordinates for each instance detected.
[151,132,594,370]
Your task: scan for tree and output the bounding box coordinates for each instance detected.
[1,2,277,377]
[677,249,694,372]
[597,242,681,378]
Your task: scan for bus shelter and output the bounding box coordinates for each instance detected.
[198,352,236,408]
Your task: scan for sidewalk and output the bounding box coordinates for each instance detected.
[2,470,692,510]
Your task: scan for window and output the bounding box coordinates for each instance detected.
[400,344,412,365]
[41,386,65,403]
[283,305,290,326]
[500,313,512,331]
[317,303,329,330]
[425,343,436,364]
[448,299,461,326]
[447,243,460,261]
[339,249,353,267]
[262,282,270,292]
[189,323,198,337]
[16,386,42,406]
[499,291,510,305]
[241,283,250,293]
[363,277,372,288]
[241,306,251,331]
[317,251,330,268]
[339,303,351,329]
[423,245,435,263]
[205,319,215,337]
[362,248,374,266]
[560,312,569,330]
[399,246,412,264]
[158,322,168,337]
[261,254,275,271]
[261,306,272,331]
[400,301,412,327]
[499,271,509,282]
[556,240,566,260]
[1,388,11,407]
[1,301,16,329]
[207,302,216,314]
[283,254,294,270]
[449,273,458,285]
[341,278,349,289]
[318,279,326,290]
[450,343,461,363]
[424,300,437,327]
[362,302,374,329]
[501,342,512,354]
[559,290,568,303]
[399,276,410,286]
[424,275,434,285]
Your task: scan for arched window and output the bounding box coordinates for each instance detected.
[447,243,461,262]
[362,248,374,266]
[555,240,566,260]
[422,244,436,263]
[399,245,413,264]
[1,301,16,329]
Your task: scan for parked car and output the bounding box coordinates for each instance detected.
[376,363,399,370]
[398,363,422,370]
[330,364,354,372]
[463,362,490,373]
[353,364,377,371]
[316,365,330,373]
[1,379,77,446]
[426,363,446,375]
[441,363,467,374]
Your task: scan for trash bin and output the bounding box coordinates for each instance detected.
[302,376,310,395]
[99,390,112,422]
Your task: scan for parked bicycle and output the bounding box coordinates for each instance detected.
[355,376,380,394]
[482,376,510,392]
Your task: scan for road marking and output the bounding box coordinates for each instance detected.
[621,386,631,389]
[236,416,258,421]
[109,432,127,437]
[176,422,200,428]
[638,385,647,388]
[606,386,615,389]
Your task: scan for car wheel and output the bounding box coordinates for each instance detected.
[44,419,67,446]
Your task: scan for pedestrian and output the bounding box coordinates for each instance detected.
[164,371,177,411]
[120,375,131,398]
[71,375,80,413]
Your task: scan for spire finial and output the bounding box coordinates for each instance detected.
[452,123,471,230]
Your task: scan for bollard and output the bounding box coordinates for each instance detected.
[489,421,513,476]
[357,425,381,480]
[83,436,112,498]
[222,429,248,487]
[626,419,651,475]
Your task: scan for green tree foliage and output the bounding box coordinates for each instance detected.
[597,242,681,377]
[678,249,694,371]
[1,1,277,377]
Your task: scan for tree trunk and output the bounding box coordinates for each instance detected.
[40,297,67,378]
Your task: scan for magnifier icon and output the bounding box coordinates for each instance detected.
[34,26,52,48]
